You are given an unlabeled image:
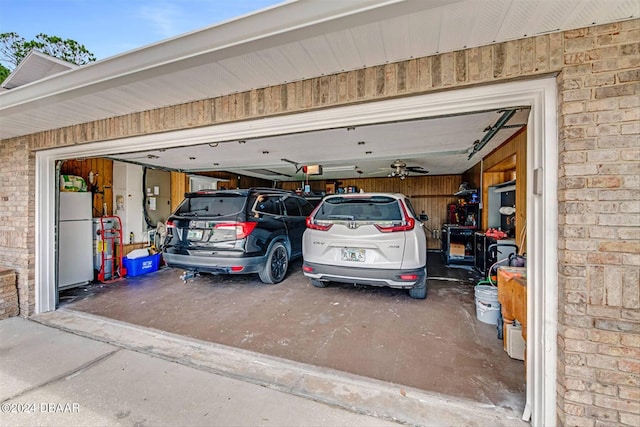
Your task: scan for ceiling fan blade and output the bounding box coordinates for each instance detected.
[367,170,391,176]
[406,168,429,174]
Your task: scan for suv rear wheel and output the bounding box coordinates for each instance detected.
[309,278,326,288]
[408,277,427,299]
[259,241,289,284]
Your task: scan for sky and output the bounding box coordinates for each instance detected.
[0,0,283,65]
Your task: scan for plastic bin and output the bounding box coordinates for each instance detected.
[124,253,160,277]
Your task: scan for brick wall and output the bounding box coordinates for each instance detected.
[0,138,35,316]
[0,17,638,426]
[0,267,18,319]
[556,20,640,427]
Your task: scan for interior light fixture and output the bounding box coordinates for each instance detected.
[262,150,269,154]
[322,165,358,172]
[238,140,246,144]
[208,143,219,148]
[357,141,366,145]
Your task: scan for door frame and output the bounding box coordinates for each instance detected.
[36,76,558,425]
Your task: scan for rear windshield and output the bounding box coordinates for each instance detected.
[314,196,402,221]
[175,194,245,216]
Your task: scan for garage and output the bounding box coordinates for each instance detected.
[3,2,637,426]
[40,79,553,425]
[52,104,532,405]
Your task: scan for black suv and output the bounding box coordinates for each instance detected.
[163,188,315,284]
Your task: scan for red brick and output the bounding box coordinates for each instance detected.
[620,385,640,401]
[619,359,640,374]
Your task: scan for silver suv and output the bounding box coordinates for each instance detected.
[302,193,427,298]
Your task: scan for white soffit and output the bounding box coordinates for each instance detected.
[0,0,637,140]
[1,51,78,90]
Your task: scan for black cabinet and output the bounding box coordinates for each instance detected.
[442,225,475,265]
[474,232,496,274]
[474,232,519,276]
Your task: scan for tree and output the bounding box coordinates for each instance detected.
[0,32,96,72]
[0,64,9,83]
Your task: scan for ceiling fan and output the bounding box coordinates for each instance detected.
[387,160,428,180]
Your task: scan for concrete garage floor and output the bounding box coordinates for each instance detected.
[60,253,525,413]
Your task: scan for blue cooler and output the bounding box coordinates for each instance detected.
[124,253,161,277]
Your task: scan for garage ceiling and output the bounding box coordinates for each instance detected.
[0,0,635,180]
[107,107,530,181]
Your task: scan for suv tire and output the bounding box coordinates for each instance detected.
[259,241,289,284]
[310,278,326,288]
[408,277,427,299]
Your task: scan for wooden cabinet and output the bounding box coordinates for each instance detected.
[497,266,527,341]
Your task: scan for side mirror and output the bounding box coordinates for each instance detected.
[419,213,429,222]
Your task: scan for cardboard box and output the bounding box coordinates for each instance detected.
[450,243,465,256]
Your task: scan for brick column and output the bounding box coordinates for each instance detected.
[556,20,640,426]
[0,267,19,319]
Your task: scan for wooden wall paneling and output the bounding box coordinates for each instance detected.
[483,137,517,171]
[462,161,482,190]
[60,158,113,217]
[480,127,526,232]
[165,173,466,249]
[170,171,189,212]
[196,171,272,189]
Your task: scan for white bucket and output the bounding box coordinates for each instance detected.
[475,284,501,325]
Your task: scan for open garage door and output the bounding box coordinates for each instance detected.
[37,78,558,423]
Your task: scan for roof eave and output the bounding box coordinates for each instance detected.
[0,0,403,112]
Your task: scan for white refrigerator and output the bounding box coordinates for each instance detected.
[58,192,94,290]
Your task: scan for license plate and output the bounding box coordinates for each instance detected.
[187,229,203,240]
[341,248,365,262]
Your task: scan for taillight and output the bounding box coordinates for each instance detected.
[399,274,418,280]
[374,201,415,232]
[306,216,333,231]
[214,222,257,239]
